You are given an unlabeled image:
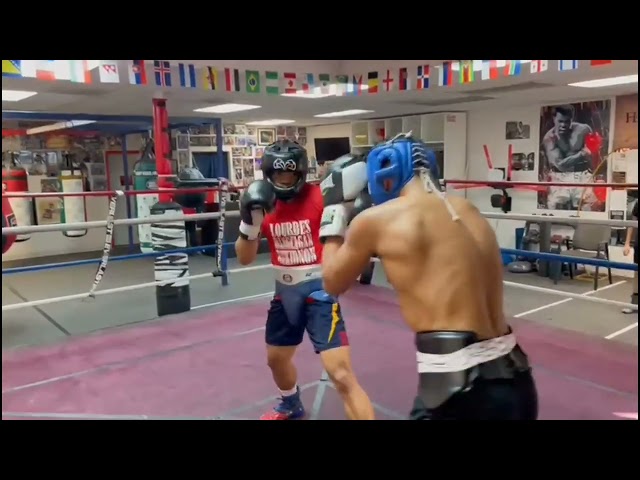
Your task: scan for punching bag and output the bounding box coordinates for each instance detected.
[134,141,159,253]
[2,191,18,254]
[151,200,190,316]
[174,167,207,210]
[60,154,87,238]
[2,157,33,242]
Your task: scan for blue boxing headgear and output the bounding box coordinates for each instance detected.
[366,133,440,205]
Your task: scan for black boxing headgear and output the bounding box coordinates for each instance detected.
[261,139,308,201]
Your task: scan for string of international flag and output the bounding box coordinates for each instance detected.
[2,60,613,96]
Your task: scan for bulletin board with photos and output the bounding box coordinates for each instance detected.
[173,123,318,186]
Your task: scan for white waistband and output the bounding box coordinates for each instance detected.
[273,265,322,285]
[416,333,517,373]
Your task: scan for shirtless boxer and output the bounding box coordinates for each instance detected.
[319,133,539,420]
[234,140,374,420]
[542,105,594,210]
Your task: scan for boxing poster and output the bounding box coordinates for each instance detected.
[612,93,638,151]
[537,100,611,212]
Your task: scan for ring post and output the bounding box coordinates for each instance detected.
[151,200,191,316]
[152,97,191,316]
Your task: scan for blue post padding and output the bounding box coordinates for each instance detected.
[500,248,638,272]
[501,253,514,266]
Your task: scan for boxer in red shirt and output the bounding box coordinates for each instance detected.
[234,140,374,420]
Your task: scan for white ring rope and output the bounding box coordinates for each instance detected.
[1,264,271,312]
[1,209,636,237]
[2,261,637,312]
[215,179,229,275]
[2,211,240,236]
[479,212,636,227]
[87,191,123,297]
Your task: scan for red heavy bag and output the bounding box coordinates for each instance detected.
[2,162,33,242]
[2,192,17,254]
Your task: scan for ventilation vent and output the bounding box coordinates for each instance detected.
[467,81,554,95]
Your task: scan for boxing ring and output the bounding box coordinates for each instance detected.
[2,182,638,420]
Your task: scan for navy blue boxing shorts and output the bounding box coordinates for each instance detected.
[265,266,349,353]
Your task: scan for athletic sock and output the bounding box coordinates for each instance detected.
[279,386,299,398]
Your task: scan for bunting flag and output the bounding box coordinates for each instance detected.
[202,67,218,90]
[178,63,197,88]
[367,71,379,93]
[347,75,363,96]
[398,67,409,90]
[154,61,172,87]
[225,68,240,92]
[69,60,92,83]
[2,60,22,78]
[301,73,314,93]
[416,65,429,89]
[504,60,522,76]
[282,72,297,94]
[438,62,453,86]
[245,70,260,93]
[5,59,579,99]
[459,61,474,83]
[590,60,612,67]
[530,60,548,74]
[129,60,147,85]
[20,60,58,81]
[318,73,331,94]
[99,61,119,83]
[559,60,579,71]
[382,70,394,91]
[481,60,499,80]
[265,71,279,95]
[335,75,349,96]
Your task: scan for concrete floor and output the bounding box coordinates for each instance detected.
[2,252,638,421]
[2,253,637,349]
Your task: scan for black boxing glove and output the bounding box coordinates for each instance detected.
[349,188,373,224]
[238,180,276,241]
[319,154,368,241]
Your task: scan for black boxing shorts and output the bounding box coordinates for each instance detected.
[409,330,539,420]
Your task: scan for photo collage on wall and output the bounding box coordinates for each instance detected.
[173,124,313,186]
[504,121,535,173]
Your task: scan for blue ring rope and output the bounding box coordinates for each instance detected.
[3,242,635,275]
[501,248,637,272]
[1,240,260,275]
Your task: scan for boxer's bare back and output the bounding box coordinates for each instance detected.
[358,179,508,339]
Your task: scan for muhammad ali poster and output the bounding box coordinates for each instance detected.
[537,100,611,212]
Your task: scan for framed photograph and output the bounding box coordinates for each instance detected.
[257,128,276,146]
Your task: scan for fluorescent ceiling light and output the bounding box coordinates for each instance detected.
[281,91,334,99]
[282,83,370,99]
[315,109,374,118]
[246,119,295,126]
[26,120,96,135]
[568,74,638,88]
[194,103,262,114]
[2,90,38,102]
[450,60,531,71]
